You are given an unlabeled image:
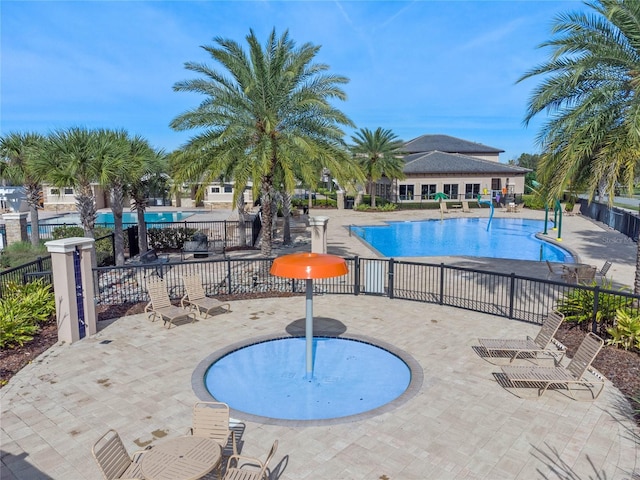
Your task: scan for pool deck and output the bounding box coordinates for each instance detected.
[1,206,639,479]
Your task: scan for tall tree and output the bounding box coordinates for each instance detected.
[37,127,115,239]
[349,127,405,208]
[170,28,355,256]
[98,130,155,265]
[129,149,168,254]
[519,0,640,294]
[0,132,47,246]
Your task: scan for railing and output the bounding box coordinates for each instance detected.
[33,219,259,248]
[0,256,53,297]
[93,256,640,333]
[580,199,640,240]
[0,232,115,298]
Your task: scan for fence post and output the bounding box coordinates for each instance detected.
[439,263,444,305]
[509,273,516,319]
[354,256,360,295]
[388,258,395,299]
[37,256,43,272]
[592,286,600,334]
[226,257,232,294]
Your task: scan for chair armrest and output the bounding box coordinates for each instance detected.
[180,294,189,309]
[131,445,152,462]
[226,453,264,471]
[144,301,152,313]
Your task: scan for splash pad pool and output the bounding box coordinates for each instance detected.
[192,331,421,424]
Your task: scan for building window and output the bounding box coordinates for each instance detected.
[50,188,60,195]
[399,184,414,201]
[465,183,480,199]
[443,184,459,200]
[224,185,233,193]
[421,184,436,200]
[64,188,73,195]
[491,178,501,191]
[211,187,220,193]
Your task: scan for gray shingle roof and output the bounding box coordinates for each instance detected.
[403,151,530,175]
[404,134,504,154]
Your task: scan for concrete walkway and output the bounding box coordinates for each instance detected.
[1,206,639,479]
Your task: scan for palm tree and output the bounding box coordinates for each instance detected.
[0,132,47,246]
[170,28,354,256]
[98,130,155,265]
[518,0,640,294]
[38,127,115,239]
[349,127,405,208]
[129,149,168,255]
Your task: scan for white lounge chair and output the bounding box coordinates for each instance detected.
[501,332,605,399]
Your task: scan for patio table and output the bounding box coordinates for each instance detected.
[140,436,221,480]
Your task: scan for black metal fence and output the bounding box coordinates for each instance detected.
[32,219,259,249]
[0,256,53,297]
[580,200,640,240]
[0,232,115,298]
[93,256,640,332]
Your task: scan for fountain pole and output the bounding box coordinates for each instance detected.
[305,279,314,378]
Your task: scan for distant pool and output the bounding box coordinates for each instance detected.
[39,211,195,225]
[351,218,573,262]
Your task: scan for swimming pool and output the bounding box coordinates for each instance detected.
[351,218,573,262]
[39,211,196,225]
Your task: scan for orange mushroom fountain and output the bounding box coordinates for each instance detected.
[270,252,348,377]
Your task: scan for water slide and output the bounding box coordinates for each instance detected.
[477,195,494,230]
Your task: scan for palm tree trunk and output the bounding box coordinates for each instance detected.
[25,184,41,246]
[76,185,97,238]
[137,206,149,253]
[369,179,376,208]
[110,184,125,266]
[282,191,292,245]
[236,191,247,247]
[260,181,273,257]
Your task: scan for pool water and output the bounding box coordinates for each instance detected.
[351,218,573,262]
[204,337,411,421]
[39,211,195,225]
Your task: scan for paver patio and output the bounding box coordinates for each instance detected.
[1,206,639,479]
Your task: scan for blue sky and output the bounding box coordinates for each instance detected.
[1,0,584,162]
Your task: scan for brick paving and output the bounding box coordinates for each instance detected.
[1,205,638,479]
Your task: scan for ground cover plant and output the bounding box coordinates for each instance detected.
[0,280,55,355]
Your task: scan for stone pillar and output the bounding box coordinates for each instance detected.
[3,212,28,245]
[336,191,345,210]
[309,216,329,254]
[45,237,97,344]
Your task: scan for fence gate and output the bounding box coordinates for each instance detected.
[73,247,86,339]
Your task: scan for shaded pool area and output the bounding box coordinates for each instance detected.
[351,217,573,262]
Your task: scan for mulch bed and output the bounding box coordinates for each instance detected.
[2,307,639,425]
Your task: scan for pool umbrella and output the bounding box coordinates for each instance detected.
[434,192,448,220]
[270,253,348,377]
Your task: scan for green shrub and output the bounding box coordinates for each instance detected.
[148,227,197,250]
[0,280,55,348]
[0,242,49,269]
[557,280,633,332]
[607,309,640,351]
[52,225,115,266]
[378,203,397,211]
[51,225,84,239]
[522,194,546,210]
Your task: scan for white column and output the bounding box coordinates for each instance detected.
[308,216,329,253]
[45,237,97,344]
